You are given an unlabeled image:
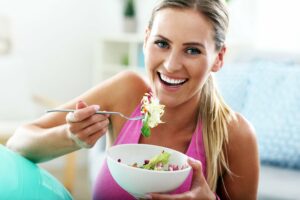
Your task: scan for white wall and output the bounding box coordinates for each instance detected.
[255,0,300,53]
[223,0,300,63]
[0,0,155,119]
[1,0,118,101]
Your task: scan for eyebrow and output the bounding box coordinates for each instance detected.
[155,35,172,43]
[154,34,206,49]
[183,42,205,49]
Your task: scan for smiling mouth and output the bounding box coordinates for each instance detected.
[157,72,188,86]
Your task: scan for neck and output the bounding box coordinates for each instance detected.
[160,94,200,134]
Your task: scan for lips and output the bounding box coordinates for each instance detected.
[157,72,188,86]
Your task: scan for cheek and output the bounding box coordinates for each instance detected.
[144,47,157,84]
[144,45,160,70]
[187,59,208,75]
[187,60,211,84]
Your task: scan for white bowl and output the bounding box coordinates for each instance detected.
[106,144,191,198]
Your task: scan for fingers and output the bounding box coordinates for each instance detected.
[85,127,108,146]
[75,118,109,139]
[67,130,92,148]
[67,119,108,148]
[66,112,77,123]
[150,192,192,200]
[149,158,209,200]
[66,100,109,148]
[76,100,88,109]
[68,113,109,134]
[187,158,216,200]
[74,105,100,122]
[187,157,205,189]
[149,193,173,200]
[67,122,108,149]
[66,105,100,123]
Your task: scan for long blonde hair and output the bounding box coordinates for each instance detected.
[200,75,236,191]
[148,0,236,191]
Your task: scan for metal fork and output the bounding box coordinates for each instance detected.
[46,109,144,121]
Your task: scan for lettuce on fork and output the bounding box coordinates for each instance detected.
[140,92,165,137]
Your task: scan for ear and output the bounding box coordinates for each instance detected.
[143,28,151,53]
[211,45,226,72]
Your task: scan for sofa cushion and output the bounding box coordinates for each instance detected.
[259,165,300,199]
[242,62,300,169]
[215,63,252,112]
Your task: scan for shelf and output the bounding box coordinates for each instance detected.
[92,33,146,84]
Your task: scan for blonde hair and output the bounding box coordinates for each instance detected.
[148,0,236,191]
[200,75,236,191]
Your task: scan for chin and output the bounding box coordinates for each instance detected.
[156,93,181,108]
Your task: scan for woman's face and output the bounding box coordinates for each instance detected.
[144,8,225,108]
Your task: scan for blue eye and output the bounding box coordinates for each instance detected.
[154,40,169,49]
[186,48,201,55]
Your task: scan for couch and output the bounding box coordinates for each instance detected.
[215,58,300,199]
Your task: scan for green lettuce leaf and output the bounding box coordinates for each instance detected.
[141,115,151,137]
[142,151,170,170]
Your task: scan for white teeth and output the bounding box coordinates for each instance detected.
[160,73,186,85]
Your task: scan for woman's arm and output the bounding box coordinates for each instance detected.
[6,70,148,163]
[218,113,260,200]
[6,99,109,163]
[7,121,80,163]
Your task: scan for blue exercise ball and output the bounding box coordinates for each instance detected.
[0,144,73,200]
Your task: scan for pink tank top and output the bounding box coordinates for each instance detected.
[93,104,207,200]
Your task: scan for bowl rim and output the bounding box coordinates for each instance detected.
[106,143,192,174]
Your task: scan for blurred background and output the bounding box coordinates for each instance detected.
[0,0,299,199]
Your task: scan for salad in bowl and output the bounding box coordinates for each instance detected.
[125,150,189,171]
[106,144,191,198]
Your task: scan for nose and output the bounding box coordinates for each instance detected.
[164,51,182,73]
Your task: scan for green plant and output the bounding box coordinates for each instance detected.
[124,0,135,18]
[121,53,129,66]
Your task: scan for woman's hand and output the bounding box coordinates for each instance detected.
[149,158,216,200]
[66,100,109,148]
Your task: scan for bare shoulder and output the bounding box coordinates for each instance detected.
[226,112,258,165]
[105,70,147,89]
[109,70,149,110]
[227,112,257,147]
[221,112,259,200]
[80,70,149,111]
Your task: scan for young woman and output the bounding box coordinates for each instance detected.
[7,0,259,199]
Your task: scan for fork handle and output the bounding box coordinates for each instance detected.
[96,111,120,115]
[46,109,118,115]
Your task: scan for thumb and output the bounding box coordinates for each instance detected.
[187,157,206,189]
[76,100,88,110]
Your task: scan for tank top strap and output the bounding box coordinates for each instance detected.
[185,120,207,177]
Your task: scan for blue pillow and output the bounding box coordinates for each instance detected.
[242,63,300,169]
[215,63,252,112]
